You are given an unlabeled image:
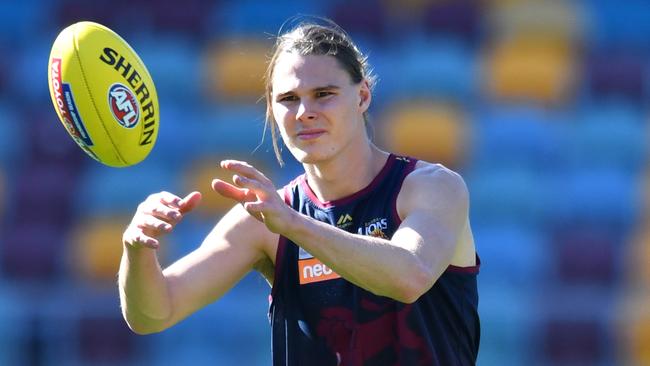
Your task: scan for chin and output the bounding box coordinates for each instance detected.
[289,147,332,165]
[298,156,323,165]
[293,152,322,165]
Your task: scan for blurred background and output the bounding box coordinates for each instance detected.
[0,0,648,365]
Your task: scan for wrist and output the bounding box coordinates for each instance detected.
[278,207,304,238]
[123,241,156,255]
[281,209,319,246]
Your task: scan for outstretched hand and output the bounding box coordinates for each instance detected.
[212,160,295,235]
[123,191,202,249]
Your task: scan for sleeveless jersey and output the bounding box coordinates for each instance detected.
[269,154,480,366]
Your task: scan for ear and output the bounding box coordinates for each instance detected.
[358,80,372,113]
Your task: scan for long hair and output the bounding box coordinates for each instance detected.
[262,17,377,165]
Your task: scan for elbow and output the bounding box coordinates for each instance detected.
[393,263,436,304]
[126,322,160,336]
[122,312,168,335]
[119,296,173,335]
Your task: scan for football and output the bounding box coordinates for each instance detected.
[48,21,159,167]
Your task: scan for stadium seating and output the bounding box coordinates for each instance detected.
[469,104,564,172]
[144,0,214,37]
[548,168,639,232]
[0,284,28,365]
[485,0,584,42]
[541,317,609,365]
[181,158,242,218]
[586,49,647,102]
[202,39,270,101]
[68,215,136,283]
[76,314,137,364]
[477,283,533,366]
[1,222,66,280]
[588,0,650,49]
[620,292,650,366]
[210,0,325,37]
[380,100,468,168]
[0,1,648,364]
[327,0,388,41]
[551,225,620,285]
[471,224,551,287]
[0,166,4,225]
[193,103,269,157]
[629,220,650,288]
[567,101,648,173]
[12,162,78,227]
[74,160,181,216]
[372,37,478,103]
[483,34,576,104]
[136,34,203,105]
[0,102,24,171]
[150,272,271,365]
[422,0,482,45]
[467,167,551,228]
[535,289,617,365]
[380,0,432,34]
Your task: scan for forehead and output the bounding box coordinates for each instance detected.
[271,53,352,94]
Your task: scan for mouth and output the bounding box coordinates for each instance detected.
[296,129,327,141]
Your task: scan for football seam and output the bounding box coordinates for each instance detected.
[72,24,128,166]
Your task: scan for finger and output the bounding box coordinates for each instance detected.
[157,191,182,208]
[212,179,257,202]
[145,205,182,223]
[232,175,271,198]
[242,201,265,222]
[243,201,265,213]
[137,216,173,233]
[179,191,202,214]
[124,230,159,249]
[220,160,271,184]
[135,233,159,249]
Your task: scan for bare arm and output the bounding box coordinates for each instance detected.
[119,191,274,334]
[218,160,474,304]
[283,165,472,302]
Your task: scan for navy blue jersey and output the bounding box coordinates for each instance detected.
[269,154,480,366]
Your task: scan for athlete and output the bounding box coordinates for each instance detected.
[119,19,480,365]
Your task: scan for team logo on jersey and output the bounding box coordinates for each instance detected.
[336,213,353,228]
[358,217,389,239]
[298,247,341,285]
[108,83,140,128]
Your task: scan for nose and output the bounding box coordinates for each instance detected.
[296,101,317,122]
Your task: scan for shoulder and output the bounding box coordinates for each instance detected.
[397,160,469,218]
[403,160,469,201]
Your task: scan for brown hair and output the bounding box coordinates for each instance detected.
[263,19,376,165]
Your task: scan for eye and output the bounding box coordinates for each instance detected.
[315,91,333,98]
[277,94,298,103]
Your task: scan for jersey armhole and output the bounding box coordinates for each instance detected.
[446,254,481,274]
[391,157,419,226]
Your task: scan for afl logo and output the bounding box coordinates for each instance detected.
[108,83,140,128]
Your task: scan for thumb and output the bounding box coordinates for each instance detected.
[179,191,202,214]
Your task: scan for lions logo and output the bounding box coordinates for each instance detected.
[358,217,389,239]
[368,226,389,239]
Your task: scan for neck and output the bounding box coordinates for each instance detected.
[302,143,389,202]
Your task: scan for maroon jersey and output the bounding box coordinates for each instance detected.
[269,154,480,365]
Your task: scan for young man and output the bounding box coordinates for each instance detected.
[120,20,480,365]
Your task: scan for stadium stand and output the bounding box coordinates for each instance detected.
[0,1,647,364]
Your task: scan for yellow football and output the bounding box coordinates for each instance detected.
[48,21,159,167]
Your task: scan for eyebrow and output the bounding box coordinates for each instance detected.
[275,85,341,99]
